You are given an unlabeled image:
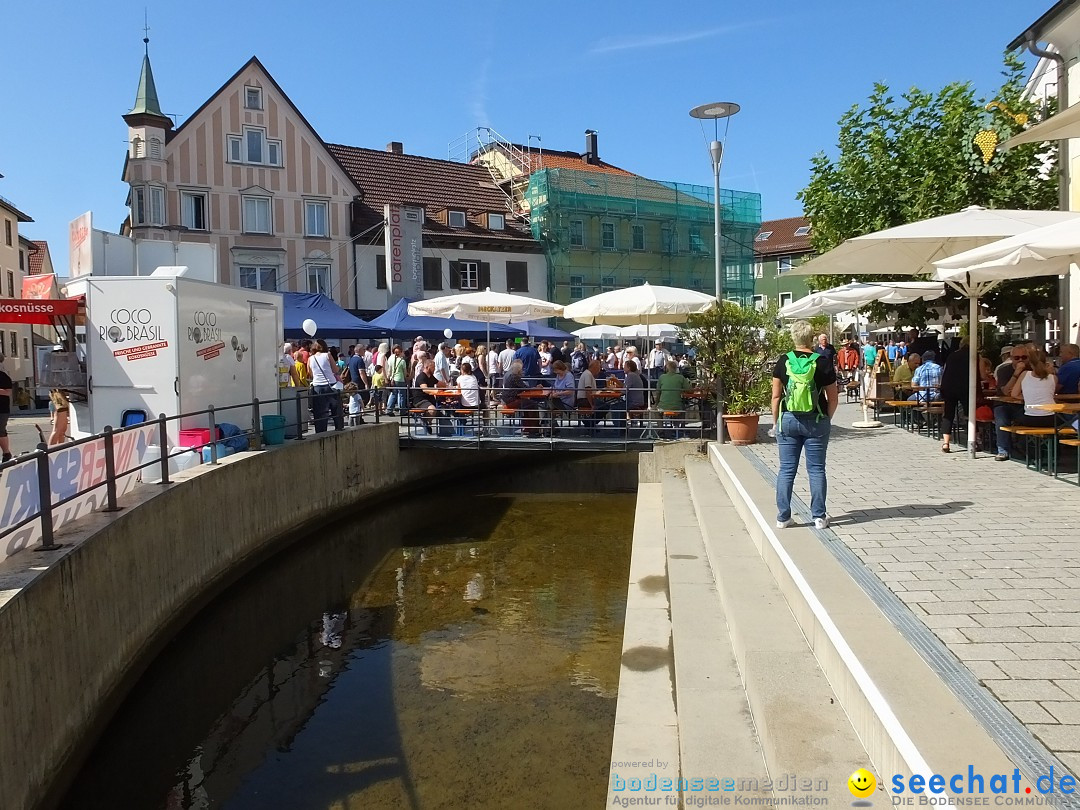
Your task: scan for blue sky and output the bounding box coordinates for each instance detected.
[0,0,1053,273]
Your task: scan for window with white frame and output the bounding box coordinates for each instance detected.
[307,263,330,295]
[632,224,645,251]
[449,210,467,228]
[569,220,584,247]
[150,186,165,225]
[305,200,329,238]
[228,136,242,163]
[489,212,504,230]
[601,275,616,292]
[238,266,278,291]
[779,292,793,307]
[724,263,740,281]
[180,191,208,230]
[778,255,793,273]
[755,231,772,242]
[243,195,272,234]
[132,186,165,226]
[246,129,264,164]
[794,225,811,237]
[131,187,146,225]
[752,295,766,311]
[245,86,263,110]
[601,222,616,250]
[267,141,281,167]
[661,224,673,254]
[754,262,763,279]
[459,261,479,290]
[569,274,584,300]
[229,129,282,166]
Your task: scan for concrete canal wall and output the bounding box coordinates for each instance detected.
[0,423,523,810]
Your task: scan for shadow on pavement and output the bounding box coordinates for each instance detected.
[832,501,974,525]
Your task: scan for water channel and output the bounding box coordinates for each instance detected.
[61,457,636,810]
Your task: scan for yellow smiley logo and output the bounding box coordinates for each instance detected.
[848,768,877,799]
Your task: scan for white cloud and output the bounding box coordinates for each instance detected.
[590,23,762,55]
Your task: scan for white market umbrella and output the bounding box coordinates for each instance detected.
[778,281,946,318]
[562,283,715,326]
[618,323,680,339]
[572,324,621,342]
[408,288,562,348]
[789,207,1080,278]
[934,217,1080,458]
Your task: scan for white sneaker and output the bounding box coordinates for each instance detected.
[776,518,793,529]
[814,516,830,530]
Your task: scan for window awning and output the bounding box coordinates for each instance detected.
[1001,102,1080,149]
[0,298,81,324]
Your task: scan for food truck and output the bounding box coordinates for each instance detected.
[61,268,283,444]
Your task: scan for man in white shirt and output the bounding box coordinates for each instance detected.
[539,340,553,377]
[498,338,517,387]
[576,359,598,407]
[646,340,669,386]
[434,343,453,386]
[605,346,619,371]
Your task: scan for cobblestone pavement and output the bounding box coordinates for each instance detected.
[2,411,51,457]
[742,401,1080,773]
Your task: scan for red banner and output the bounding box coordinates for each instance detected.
[0,299,80,324]
[21,274,57,300]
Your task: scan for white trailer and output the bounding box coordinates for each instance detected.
[66,272,283,443]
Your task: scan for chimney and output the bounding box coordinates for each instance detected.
[386,141,403,154]
[584,129,598,165]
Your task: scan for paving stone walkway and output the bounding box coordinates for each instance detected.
[742,400,1080,772]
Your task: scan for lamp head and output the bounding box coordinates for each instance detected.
[689,101,740,120]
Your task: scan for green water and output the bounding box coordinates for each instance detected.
[61,479,635,810]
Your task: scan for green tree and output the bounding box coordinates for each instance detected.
[799,52,1057,324]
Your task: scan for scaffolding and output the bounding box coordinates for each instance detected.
[525,168,761,307]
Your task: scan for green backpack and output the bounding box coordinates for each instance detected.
[784,351,822,418]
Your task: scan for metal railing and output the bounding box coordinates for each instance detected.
[394,383,715,451]
[0,387,381,555]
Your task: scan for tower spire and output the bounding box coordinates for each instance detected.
[126,19,166,121]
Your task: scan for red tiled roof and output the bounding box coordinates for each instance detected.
[27,241,49,275]
[326,143,536,244]
[754,216,813,257]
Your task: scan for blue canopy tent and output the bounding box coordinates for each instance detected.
[282,293,386,339]
[516,320,575,342]
[368,298,523,342]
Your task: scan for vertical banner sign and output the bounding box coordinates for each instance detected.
[69,211,93,278]
[383,204,425,304]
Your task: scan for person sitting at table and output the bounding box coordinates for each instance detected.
[547,361,576,428]
[501,361,527,409]
[907,350,942,403]
[892,352,920,386]
[1057,343,1080,395]
[623,359,647,422]
[1002,346,1058,428]
[457,361,480,410]
[655,360,692,437]
[411,359,441,434]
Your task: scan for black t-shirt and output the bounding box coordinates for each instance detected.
[0,370,11,414]
[412,372,437,404]
[773,351,837,414]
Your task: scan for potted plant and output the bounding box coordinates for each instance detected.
[681,302,789,445]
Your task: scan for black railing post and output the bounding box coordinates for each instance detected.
[102,426,120,511]
[36,443,58,551]
[208,406,219,465]
[158,413,171,485]
[251,397,262,450]
[294,389,305,440]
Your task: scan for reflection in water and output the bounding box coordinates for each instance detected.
[62,480,634,810]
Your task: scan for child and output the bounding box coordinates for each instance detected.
[370,364,386,415]
[345,382,363,427]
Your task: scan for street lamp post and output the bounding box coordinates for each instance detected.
[690,101,740,442]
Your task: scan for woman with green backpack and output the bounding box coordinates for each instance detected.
[771,320,839,530]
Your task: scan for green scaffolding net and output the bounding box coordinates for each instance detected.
[525,168,761,308]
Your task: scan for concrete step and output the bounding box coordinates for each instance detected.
[680,462,868,806]
[702,442,1032,789]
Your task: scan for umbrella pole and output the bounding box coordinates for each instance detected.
[967,287,978,459]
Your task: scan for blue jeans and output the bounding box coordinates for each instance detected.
[775,411,831,522]
[386,381,406,414]
[993,403,1020,456]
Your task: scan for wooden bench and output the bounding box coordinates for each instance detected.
[885,399,919,429]
[1000,426,1077,473]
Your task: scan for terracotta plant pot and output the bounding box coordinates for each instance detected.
[722,413,760,445]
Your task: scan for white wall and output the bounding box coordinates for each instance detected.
[350,245,548,310]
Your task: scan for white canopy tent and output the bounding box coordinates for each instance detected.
[788,207,1080,278]
[572,324,622,341]
[934,218,1080,457]
[617,323,681,339]
[778,281,946,318]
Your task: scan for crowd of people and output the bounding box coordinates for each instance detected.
[277,336,700,436]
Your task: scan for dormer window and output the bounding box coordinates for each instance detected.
[449,210,467,228]
[489,212,505,230]
[755,231,773,242]
[245,86,263,110]
[794,225,811,236]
